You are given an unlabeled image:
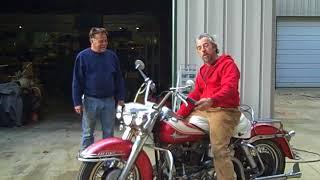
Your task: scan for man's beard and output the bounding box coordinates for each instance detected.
[202,55,213,64]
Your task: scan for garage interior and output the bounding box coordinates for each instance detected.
[0,0,172,126]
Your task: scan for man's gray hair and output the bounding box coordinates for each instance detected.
[196,33,216,43]
[196,33,219,53]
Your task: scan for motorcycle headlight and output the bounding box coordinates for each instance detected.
[123,113,133,126]
[116,112,122,119]
[116,105,124,120]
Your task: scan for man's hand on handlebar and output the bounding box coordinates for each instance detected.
[194,98,213,111]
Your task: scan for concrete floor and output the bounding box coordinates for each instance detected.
[0,89,320,180]
[274,88,320,179]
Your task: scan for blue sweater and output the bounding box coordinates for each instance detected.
[72,48,125,106]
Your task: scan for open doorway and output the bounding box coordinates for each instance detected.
[0,0,172,125]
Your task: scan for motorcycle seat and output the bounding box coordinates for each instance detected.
[188,113,252,139]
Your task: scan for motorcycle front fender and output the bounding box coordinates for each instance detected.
[250,124,294,159]
[79,137,153,180]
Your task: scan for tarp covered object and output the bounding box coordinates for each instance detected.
[0,82,23,127]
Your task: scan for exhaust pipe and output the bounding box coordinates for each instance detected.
[254,163,302,180]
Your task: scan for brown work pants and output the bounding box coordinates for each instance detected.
[188,107,241,180]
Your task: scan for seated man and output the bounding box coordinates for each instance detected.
[177,33,241,180]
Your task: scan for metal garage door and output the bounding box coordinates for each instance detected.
[276,17,320,87]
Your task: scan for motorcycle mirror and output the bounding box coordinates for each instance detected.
[185,79,195,91]
[186,79,194,87]
[135,60,145,70]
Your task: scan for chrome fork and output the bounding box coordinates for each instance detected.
[118,133,149,180]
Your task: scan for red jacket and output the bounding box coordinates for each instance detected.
[177,54,240,117]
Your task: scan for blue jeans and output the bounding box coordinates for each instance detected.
[81,96,115,150]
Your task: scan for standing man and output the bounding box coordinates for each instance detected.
[177,33,241,180]
[72,27,125,151]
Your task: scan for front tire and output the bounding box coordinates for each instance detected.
[253,140,285,176]
[78,160,141,180]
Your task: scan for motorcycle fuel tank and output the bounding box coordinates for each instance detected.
[158,117,206,144]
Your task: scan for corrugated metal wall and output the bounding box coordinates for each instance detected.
[173,0,275,119]
[276,0,320,16]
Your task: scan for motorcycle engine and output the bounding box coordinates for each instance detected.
[167,139,212,177]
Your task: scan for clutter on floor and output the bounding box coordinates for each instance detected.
[0,62,42,127]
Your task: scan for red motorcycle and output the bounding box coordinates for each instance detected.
[77,60,302,180]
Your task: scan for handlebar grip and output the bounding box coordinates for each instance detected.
[187,97,197,105]
[178,92,197,105]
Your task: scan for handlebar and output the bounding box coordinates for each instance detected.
[175,91,196,105]
[134,59,195,108]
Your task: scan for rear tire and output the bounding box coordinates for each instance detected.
[78,160,141,180]
[253,140,285,176]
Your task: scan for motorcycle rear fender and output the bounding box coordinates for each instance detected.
[80,137,153,180]
[250,124,294,159]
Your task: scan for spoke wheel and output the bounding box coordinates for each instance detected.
[253,140,285,176]
[78,159,141,180]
